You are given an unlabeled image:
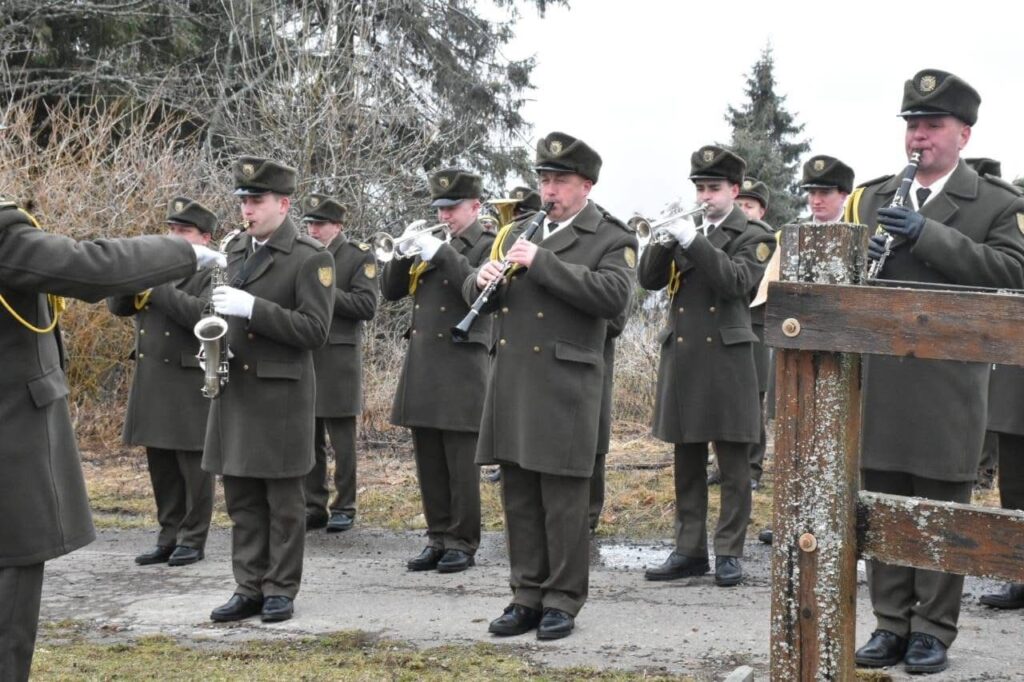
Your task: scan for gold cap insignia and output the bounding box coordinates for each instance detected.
[310,196,320,208]
[624,246,636,268]
[549,140,563,154]
[515,190,525,199]
[439,176,450,189]
[813,159,825,172]
[363,262,377,279]
[1017,213,1024,236]
[702,149,715,163]
[242,162,256,177]
[743,180,753,190]
[756,242,771,262]
[174,200,185,212]
[318,266,334,287]
[919,75,937,93]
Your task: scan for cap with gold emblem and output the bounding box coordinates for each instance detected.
[965,157,1001,178]
[165,197,217,234]
[232,156,297,196]
[428,168,483,208]
[800,155,855,194]
[301,193,346,223]
[689,145,746,186]
[534,131,602,183]
[737,177,770,209]
[509,185,542,213]
[899,69,981,126]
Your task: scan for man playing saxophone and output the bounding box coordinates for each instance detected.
[107,197,219,569]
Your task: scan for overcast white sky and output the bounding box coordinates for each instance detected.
[501,0,1023,221]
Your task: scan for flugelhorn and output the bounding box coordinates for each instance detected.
[371,220,450,262]
[630,203,709,247]
[867,150,922,280]
[194,225,241,398]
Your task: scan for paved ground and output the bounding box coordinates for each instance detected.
[40,527,1024,680]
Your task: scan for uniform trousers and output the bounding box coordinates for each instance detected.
[411,428,480,554]
[501,463,591,616]
[222,475,305,600]
[146,447,213,549]
[0,562,43,682]
[748,392,768,484]
[996,432,1024,511]
[304,416,357,516]
[588,450,606,531]
[862,469,973,646]
[675,441,753,558]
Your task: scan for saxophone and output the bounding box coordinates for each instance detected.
[194,226,242,398]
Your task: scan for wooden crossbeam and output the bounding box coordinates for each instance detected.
[764,281,1024,366]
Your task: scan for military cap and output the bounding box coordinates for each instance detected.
[509,185,542,212]
[534,131,602,183]
[689,145,745,186]
[428,168,482,208]
[800,155,855,194]
[300,193,346,223]
[737,177,770,209]
[165,197,217,234]
[966,157,1002,178]
[899,69,981,126]
[232,156,297,196]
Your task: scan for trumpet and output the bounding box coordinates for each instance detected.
[630,203,709,247]
[371,220,450,262]
[194,225,241,398]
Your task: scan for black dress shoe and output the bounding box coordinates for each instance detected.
[707,468,722,485]
[261,596,294,623]
[326,511,354,533]
[483,467,502,483]
[854,629,907,668]
[980,582,1024,609]
[436,549,475,573]
[536,608,575,640]
[305,512,328,531]
[903,632,948,674]
[488,603,542,636]
[211,594,263,622]
[167,545,204,566]
[758,528,774,545]
[644,552,710,581]
[135,545,174,565]
[714,556,743,587]
[407,546,444,571]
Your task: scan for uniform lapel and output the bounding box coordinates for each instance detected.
[242,218,297,287]
[923,160,975,226]
[541,201,597,254]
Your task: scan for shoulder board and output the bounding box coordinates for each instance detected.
[857,174,894,189]
[0,203,35,230]
[595,204,631,232]
[296,233,326,250]
[981,174,1024,197]
[749,218,774,235]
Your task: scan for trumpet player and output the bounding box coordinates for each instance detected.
[468,132,636,639]
[107,198,218,569]
[381,168,494,574]
[848,70,1024,674]
[203,157,334,625]
[639,145,774,588]
[300,194,379,534]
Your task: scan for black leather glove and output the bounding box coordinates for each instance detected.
[877,205,926,242]
[868,233,888,262]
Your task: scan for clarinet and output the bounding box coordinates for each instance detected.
[451,203,553,340]
[867,150,922,280]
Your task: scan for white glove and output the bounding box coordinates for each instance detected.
[192,244,227,270]
[662,219,698,248]
[395,220,426,257]
[414,233,445,261]
[212,285,255,319]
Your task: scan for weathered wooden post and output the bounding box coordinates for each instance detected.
[767,223,867,680]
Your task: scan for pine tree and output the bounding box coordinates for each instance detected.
[724,46,810,227]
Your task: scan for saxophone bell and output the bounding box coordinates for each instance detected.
[194,227,240,398]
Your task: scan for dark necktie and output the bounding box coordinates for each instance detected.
[545,221,559,239]
[916,187,931,210]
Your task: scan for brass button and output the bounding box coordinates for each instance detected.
[163,358,170,364]
[533,346,541,353]
[706,336,713,343]
[248,333,255,340]
[440,306,446,312]
[139,329,146,335]
[412,329,417,335]
[502,307,509,314]
[243,364,249,371]
[536,312,544,319]
[415,304,420,310]
[499,339,506,346]
[164,331,170,337]
[443,279,449,285]
[676,337,683,343]
[144,305,150,310]
[678,307,684,313]
[138,353,145,358]
[437,333,444,339]
[709,306,716,312]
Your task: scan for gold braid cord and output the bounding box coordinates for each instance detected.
[134,289,153,310]
[0,208,68,333]
[407,260,429,295]
[667,262,682,298]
